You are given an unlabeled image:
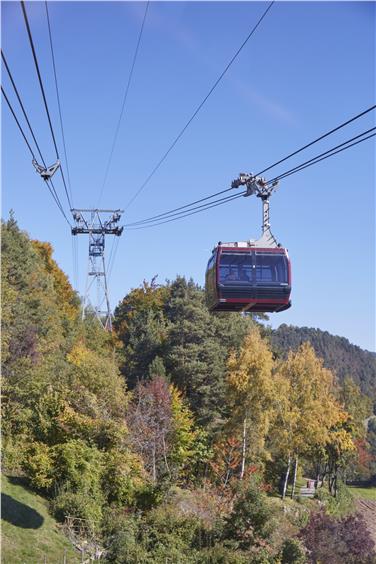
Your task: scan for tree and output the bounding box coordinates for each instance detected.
[272,343,354,498]
[127,376,173,482]
[299,510,375,563]
[226,326,277,478]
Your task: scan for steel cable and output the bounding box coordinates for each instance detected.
[124,1,275,210]
[98,1,150,207]
[20,0,72,210]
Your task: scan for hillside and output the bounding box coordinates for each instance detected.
[2,217,376,563]
[270,324,376,400]
[1,475,79,563]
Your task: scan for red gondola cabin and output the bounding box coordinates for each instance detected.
[205,241,291,313]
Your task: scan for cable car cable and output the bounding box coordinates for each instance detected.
[1,50,47,168]
[268,127,376,184]
[255,104,376,177]
[45,1,74,206]
[125,129,375,230]
[97,1,150,207]
[126,187,234,226]
[1,85,37,161]
[2,85,72,227]
[1,53,69,223]
[124,1,275,211]
[271,131,376,183]
[125,192,245,230]
[126,190,241,227]
[125,106,376,227]
[20,0,72,210]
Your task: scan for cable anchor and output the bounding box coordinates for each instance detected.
[32,159,60,181]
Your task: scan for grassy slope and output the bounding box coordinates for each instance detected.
[348,485,376,501]
[1,474,79,564]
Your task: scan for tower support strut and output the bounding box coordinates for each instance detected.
[71,208,124,330]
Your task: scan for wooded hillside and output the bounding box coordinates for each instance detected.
[270,324,376,400]
[2,217,375,563]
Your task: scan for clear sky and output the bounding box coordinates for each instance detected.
[2,1,375,351]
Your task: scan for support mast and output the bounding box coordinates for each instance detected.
[71,208,124,330]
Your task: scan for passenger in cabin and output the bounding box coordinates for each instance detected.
[225,269,237,281]
[238,267,250,282]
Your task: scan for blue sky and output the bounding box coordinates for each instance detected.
[2,1,375,351]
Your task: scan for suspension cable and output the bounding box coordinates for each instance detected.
[1,85,36,160]
[255,104,376,177]
[98,1,150,207]
[124,129,375,230]
[270,130,376,183]
[2,50,46,166]
[127,187,234,227]
[269,127,376,184]
[125,105,376,228]
[45,0,74,207]
[2,85,72,227]
[126,190,243,227]
[20,0,72,210]
[125,192,245,230]
[124,1,275,210]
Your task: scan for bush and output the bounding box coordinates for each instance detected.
[52,440,104,497]
[52,490,103,531]
[196,545,250,563]
[102,449,145,506]
[22,441,55,490]
[223,477,275,550]
[103,513,149,563]
[280,538,307,563]
[315,482,354,517]
[299,510,375,563]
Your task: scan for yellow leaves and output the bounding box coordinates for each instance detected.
[227,327,274,399]
[23,442,55,490]
[66,341,129,420]
[170,384,199,461]
[67,343,91,367]
[273,342,355,459]
[226,327,277,461]
[32,240,79,321]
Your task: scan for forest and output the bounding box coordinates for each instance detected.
[2,215,376,563]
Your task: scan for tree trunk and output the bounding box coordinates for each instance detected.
[162,434,171,478]
[240,417,247,480]
[152,442,156,483]
[291,456,299,499]
[333,464,338,498]
[282,455,291,499]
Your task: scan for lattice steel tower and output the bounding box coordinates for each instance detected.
[71,209,124,330]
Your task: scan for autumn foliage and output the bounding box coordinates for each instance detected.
[2,216,375,562]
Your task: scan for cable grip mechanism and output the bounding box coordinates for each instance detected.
[32,159,60,181]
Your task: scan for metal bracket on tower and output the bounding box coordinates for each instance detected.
[32,159,60,181]
[71,208,124,331]
[231,173,281,248]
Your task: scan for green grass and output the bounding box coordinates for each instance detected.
[1,474,80,563]
[348,485,376,501]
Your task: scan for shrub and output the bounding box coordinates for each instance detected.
[102,449,145,506]
[196,545,249,563]
[52,439,103,497]
[103,513,148,563]
[280,538,307,563]
[223,477,275,550]
[299,509,375,563]
[315,482,354,517]
[52,490,103,531]
[22,441,55,490]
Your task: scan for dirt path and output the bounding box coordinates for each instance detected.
[356,499,376,544]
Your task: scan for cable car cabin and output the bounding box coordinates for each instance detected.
[206,242,291,313]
